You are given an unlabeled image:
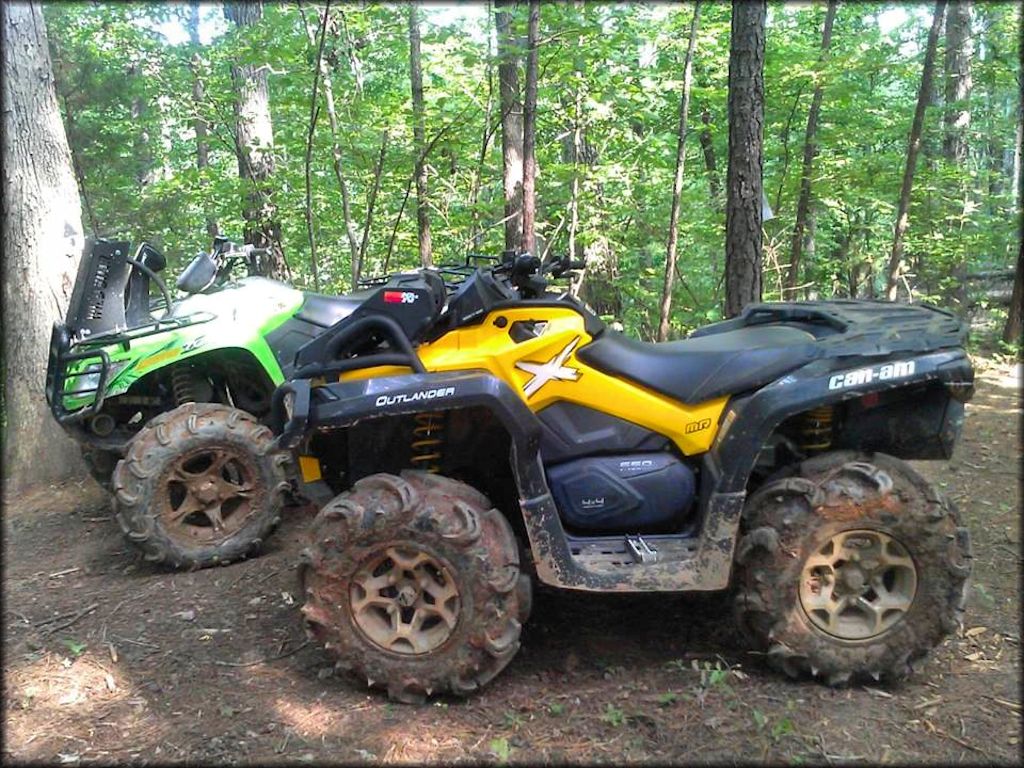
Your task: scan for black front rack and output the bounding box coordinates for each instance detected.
[46,323,110,423]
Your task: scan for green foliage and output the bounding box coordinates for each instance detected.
[45,2,1021,339]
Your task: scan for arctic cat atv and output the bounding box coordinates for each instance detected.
[45,235,369,567]
[270,251,974,703]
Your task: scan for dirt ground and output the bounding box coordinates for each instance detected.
[3,360,1020,765]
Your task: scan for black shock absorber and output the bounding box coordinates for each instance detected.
[797,405,835,454]
[409,411,446,473]
[171,364,200,406]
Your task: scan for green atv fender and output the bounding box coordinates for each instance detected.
[61,277,303,412]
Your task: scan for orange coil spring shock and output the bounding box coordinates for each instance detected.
[410,411,446,473]
[798,405,834,453]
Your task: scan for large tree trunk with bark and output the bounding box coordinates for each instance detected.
[189,1,217,239]
[408,5,433,268]
[657,1,702,342]
[786,0,837,295]
[224,2,288,279]
[2,1,86,491]
[496,0,524,254]
[724,0,766,318]
[885,0,947,301]
[521,0,540,256]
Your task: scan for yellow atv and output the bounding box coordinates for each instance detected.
[271,252,974,703]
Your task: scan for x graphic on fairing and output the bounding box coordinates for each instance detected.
[515,337,582,397]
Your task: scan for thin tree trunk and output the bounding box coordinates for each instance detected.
[787,0,837,294]
[699,106,720,203]
[408,5,433,268]
[724,0,766,318]
[189,1,217,238]
[657,1,702,342]
[565,0,586,296]
[468,0,496,252]
[521,0,540,256]
[773,85,805,216]
[1004,29,1023,346]
[356,130,389,285]
[496,0,524,254]
[303,3,328,292]
[885,0,947,301]
[224,2,288,279]
[300,1,359,285]
[2,1,86,489]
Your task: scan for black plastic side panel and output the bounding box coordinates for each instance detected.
[265,316,326,378]
[835,383,965,459]
[710,349,975,493]
[538,402,669,463]
[546,453,696,533]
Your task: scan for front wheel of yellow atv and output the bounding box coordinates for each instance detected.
[732,451,972,686]
[298,471,528,703]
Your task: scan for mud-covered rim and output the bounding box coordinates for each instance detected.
[799,528,918,641]
[349,545,461,656]
[158,444,263,545]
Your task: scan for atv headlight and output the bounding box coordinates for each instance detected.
[65,360,129,397]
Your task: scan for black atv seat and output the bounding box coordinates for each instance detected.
[296,291,371,328]
[577,326,820,404]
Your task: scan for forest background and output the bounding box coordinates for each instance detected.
[29,0,1024,343]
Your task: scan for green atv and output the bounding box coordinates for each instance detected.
[46,236,352,567]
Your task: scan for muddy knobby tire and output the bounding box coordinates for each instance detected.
[733,451,972,686]
[298,471,529,704]
[81,445,119,492]
[112,403,290,569]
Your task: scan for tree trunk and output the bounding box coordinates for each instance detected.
[944,0,973,312]
[303,3,327,291]
[786,0,837,294]
[657,1,702,342]
[1004,38,1023,347]
[408,5,433,268]
[224,1,288,280]
[357,130,389,285]
[724,0,766,318]
[521,0,540,256]
[699,106,720,203]
[468,0,496,253]
[300,1,360,287]
[943,0,972,165]
[2,1,86,491]
[885,0,947,301]
[189,1,217,238]
[1003,247,1023,346]
[496,0,524,254]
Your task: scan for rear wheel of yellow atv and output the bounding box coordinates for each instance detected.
[733,451,972,686]
[298,471,528,704]
[112,403,290,569]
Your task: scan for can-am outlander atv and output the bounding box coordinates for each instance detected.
[45,236,365,567]
[270,252,974,702]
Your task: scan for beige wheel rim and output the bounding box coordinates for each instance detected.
[350,546,460,655]
[799,529,917,641]
[160,446,261,544]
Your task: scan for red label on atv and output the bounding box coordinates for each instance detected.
[383,291,417,304]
